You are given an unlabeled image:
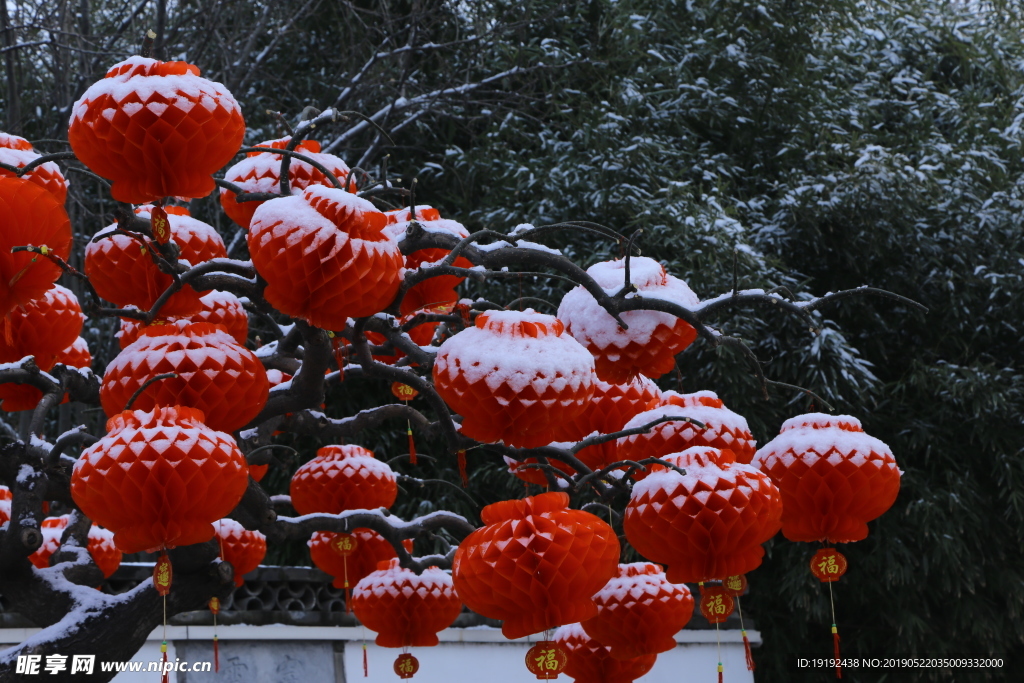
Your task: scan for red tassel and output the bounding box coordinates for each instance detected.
[833,624,842,679]
[458,449,468,487]
[742,630,755,671]
[363,643,368,677]
[160,643,169,683]
[717,661,723,683]
[407,423,416,465]
[213,635,219,672]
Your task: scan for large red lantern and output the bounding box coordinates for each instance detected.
[86,205,227,318]
[433,310,597,448]
[752,413,901,543]
[0,133,68,203]
[0,177,73,317]
[624,446,782,583]
[71,405,249,554]
[214,518,267,586]
[553,623,657,683]
[309,529,397,590]
[290,445,398,515]
[618,390,757,472]
[580,562,693,659]
[557,257,699,384]
[352,558,463,647]
[68,56,244,203]
[100,322,269,433]
[220,137,350,230]
[383,208,472,315]
[118,290,249,349]
[451,492,619,639]
[248,185,403,330]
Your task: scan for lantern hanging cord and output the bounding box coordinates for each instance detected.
[715,617,723,683]
[827,577,838,632]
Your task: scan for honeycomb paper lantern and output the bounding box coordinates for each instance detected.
[451,492,620,639]
[68,56,244,203]
[0,177,73,317]
[0,486,10,525]
[557,257,699,384]
[624,446,782,583]
[0,335,91,412]
[290,445,398,515]
[248,185,402,330]
[433,310,597,449]
[0,132,68,203]
[88,525,123,578]
[581,562,694,659]
[118,290,249,349]
[100,322,269,433]
[0,284,84,366]
[215,518,267,586]
[220,137,351,230]
[85,205,227,318]
[309,529,398,590]
[71,405,249,554]
[383,209,472,315]
[30,516,71,569]
[554,623,657,683]
[617,390,757,474]
[752,413,901,543]
[352,558,463,647]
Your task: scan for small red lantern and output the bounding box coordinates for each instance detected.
[215,518,267,586]
[68,56,244,203]
[290,445,398,515]
[433,310,597,448]
[0,486,10,526]
[0,133,68,203]
[553,624,656,683]
[393,653,419,679]
[309,529,397,590]
[87,525,123,579]
[383,209,472,315]
[451,492,620,639]
[558,257,699,384]
[698,585,735,624]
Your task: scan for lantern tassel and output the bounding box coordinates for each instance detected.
[213,636,219,673]
[160,641,169,683]
[742,630,755,671]
[717,661,723,683]
[407,422,416,466]
[833,624,842,679]
[458,449,468,487]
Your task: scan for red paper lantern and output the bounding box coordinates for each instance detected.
[752,413,901,543]
[309,529,398,590]
[557,257,699,384]
[220,137,351,230]
[100,322,269,433]
[383,210,472,315]
[618,390,757,474]
[433,310,597,449]
[352,558,463,647]
[118,290,248,349]
[0,177,72,317]
[68,56,244,203]
[0,486,10,526]
[248,185,402,330]
[0,133,68,203]
[86,205,227,318]
[624,446,782,583]
[290,445,397,515]
[214,518,267,586]
[71,405,249,553]
[0,335,91,412]
[30,516,70,569]
[451,492,620,639]
[581,562,693,659]
[88,526,123,578]
[553,623,656,683]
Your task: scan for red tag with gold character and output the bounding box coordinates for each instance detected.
[394,653,419,679]
[150,205,171,245]
[810,547,848,583]
[154,553,172,596]
[208,597,220,615]
[391,382,418,401]
[699,586,735,624]
[525,642,567,680]
[330,533,358,557]
[723,574,748,597]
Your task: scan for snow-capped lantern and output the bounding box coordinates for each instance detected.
[88,525,123,578]
[85,205,227,318]
[248,185,403,330]
[68,56,244,203]
[753,413,901,544]
[309,529,397,591]
[29,516,71,569]
[557,257,699,384]
[0,177,72,317]
[0,335,91,413]
[215,518,267,586]
[220,137,350,230]
[553,623,656,683]
[433,310,597,449]
[352,558,463,649]
[624,446,782,583]
[452,492,620,639]
[0,132,68,203]
[580,562,694,660]
[617,390,757,473]
[289,445,397,515]
[119,290,249,349]
[0,486,10,525]
[71,405,249,554]
[551,376,661,472]
[100,322,269,433]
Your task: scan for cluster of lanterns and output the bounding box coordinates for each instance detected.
[0,52,906,683]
